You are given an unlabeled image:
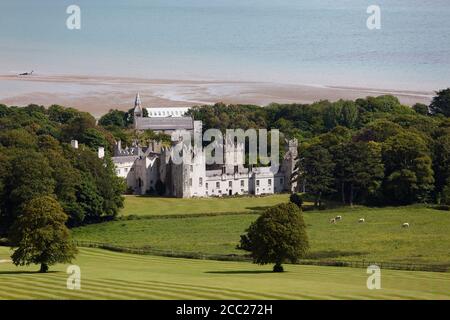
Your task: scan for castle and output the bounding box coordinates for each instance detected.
[111,94,298,198]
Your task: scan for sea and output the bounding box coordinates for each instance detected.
[0,0,449,91]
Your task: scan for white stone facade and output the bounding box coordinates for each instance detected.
[111,95,298,198]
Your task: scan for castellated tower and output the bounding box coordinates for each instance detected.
[224,134,245,174]
[281,138,298,192]
[163,122,207,198]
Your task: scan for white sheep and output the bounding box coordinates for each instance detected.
[358,218,365,223]
[335,215,342,221]
[330,218,336,224]
[402,222,410,228]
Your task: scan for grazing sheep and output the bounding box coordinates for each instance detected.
[402,222,410,228]
[330,218,336,224]
[358,218,365,223]
[335,215,342,221]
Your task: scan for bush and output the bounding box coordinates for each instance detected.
[289,193,303,208]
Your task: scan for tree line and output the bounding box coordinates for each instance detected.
[0,104,126,238]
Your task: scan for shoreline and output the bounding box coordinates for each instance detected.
[0,74,434,117]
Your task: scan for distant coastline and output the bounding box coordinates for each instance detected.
[0,74,434,117]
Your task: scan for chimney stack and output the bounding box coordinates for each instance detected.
[98,147,105,159]
[71,140,79,149]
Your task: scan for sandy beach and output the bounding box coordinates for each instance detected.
[0,74,434,117]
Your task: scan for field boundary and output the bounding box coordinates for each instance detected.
[74,240,450,273]
[119,211,258,221]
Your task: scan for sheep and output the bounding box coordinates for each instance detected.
[402,222,410,228]
[335,215,342,221]
[358,218,365,223]
[330,218,336,224]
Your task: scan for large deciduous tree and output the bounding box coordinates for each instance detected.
[297,144,335,207]
[382,133,434,204]
[238,203,309,272]
[333,141,384,206]
[10,196,77,273]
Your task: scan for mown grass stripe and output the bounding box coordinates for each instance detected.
[87,278,257,300]
[97,278,280,300]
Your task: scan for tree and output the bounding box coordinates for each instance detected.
[238,203,309,272]
[48,105,80,124]
[432,134,450,201]
[333,141,384,206]
[9,196,77,273]
[382,133,434,204]
[99,109,128,128]
[355,119,404,143]
[1,151,55,233]
[340,100,359,128]
[430,88,450,117]
[66,147,125,224]
[298,144,335,207]
[413,103,429,115]
[81,128,109,150]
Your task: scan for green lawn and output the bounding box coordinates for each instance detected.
[73,205,450,266]
[120,194,291,216]
[1,247,449,300]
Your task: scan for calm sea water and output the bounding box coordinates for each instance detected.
[0,0,449,90]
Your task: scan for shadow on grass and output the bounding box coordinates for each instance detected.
[245,206,273,212]
[305,250,367,259]
[205,270,276,275]
[0,270,60,275]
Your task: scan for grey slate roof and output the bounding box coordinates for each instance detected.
[112,155,139,164]
[135,116,194,131]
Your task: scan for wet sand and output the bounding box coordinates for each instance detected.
[0,74,434,117]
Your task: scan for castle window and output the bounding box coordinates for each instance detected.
[228,181,232,188]
[280,178,284,185]
[268,179,272,186]
[199,177,203,186]
[240,180,244,187]
[216,182,220,188]
[206,182,208,189]
[256,180,260,187]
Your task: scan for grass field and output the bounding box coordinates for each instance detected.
[73,205,450,266]
[1,247,449,300]
[121,194,291,216]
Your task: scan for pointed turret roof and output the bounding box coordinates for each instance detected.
[135,92,142,108]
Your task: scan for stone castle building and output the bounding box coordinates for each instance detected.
[112,94,298,198]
